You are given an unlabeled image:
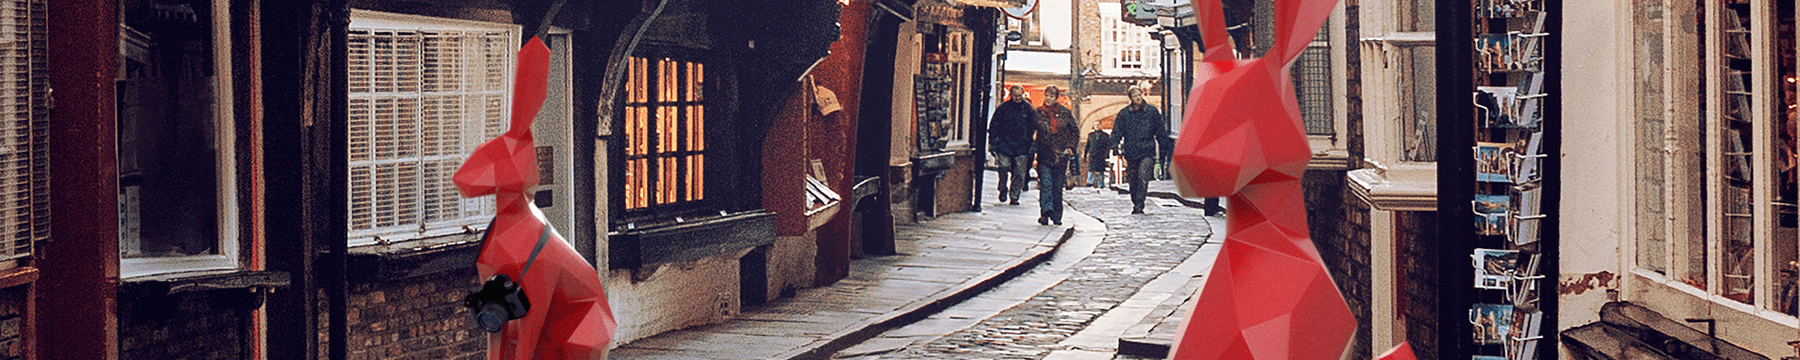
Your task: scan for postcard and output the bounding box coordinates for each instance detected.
[1476,142,1517,183]
[1505,310,1543,360]
[1475,194,1510,236]
[1511,188,1542,245]
[1471,303,1515,345]
[1507,254,1543,305]
[1474,248,1520,289]
[1511,73,1545,128]
[1512,131,1543,185]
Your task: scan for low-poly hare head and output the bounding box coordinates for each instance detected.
[454,37,551,198]
[1170,0,1337,198]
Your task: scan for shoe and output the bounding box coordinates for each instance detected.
[1038,216,1049,225]
[1132,206,1145,214]
[1052,219,1062,225]
[999,191,1009,202]
[1010,199,1020,205]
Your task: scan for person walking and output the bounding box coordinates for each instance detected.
[1034,86,1078,225]
[1084,124,1112,188]
[989,85,1037,205]
[1111,87,1166,214]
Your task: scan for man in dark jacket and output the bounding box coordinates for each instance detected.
[1111,87,1166,214]
[1035,86,1079,225]
[1084,125,1112,188]
[989,85,1037,205]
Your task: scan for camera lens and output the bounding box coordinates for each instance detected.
[476,302,509,333]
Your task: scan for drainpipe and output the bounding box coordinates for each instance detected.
[326,0,349,359]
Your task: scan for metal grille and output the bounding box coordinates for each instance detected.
[347,25,512,244]
[0,0,40,261]
[1292,46,1333,135]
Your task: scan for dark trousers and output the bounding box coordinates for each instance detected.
[995,154,1032,202]
[1126,157,1152,210]
[1038,164,1065,221]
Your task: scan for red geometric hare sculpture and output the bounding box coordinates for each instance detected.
[1165,0,1353,359]
[454,37,615,360]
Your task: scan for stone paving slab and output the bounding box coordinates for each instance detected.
[863,186,1218,359]
[1109,180,1226,212]
[610,190,1081,360]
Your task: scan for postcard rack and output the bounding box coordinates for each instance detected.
[1465,1,1554,359]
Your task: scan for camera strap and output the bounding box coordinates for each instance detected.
[518,225,553,279]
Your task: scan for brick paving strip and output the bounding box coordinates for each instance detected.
[868,186,1218,360]
[610,191,1081,360]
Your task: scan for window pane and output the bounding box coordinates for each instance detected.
[346,23,508,239]
[1772,0,1800,316]
[1294,45,1333,135]
[1719,2,1753,304]
[1634,0,1669,274]
[118,1,221,258]
[1408,0,1434,32]
[1675,0,1708,290]
[1402,46,1436,162]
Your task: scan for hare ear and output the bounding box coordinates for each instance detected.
[1194,0,1236,62]
[509,36,552,135]
[1266,0,1337,62]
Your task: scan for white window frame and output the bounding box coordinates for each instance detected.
[345,10,518,246]
[1303,10,1351,170]
[1100,2,1161,74]
[1625,0,1800,352]
[1349,0,1435,213]
[120,0,239,278]
[946,30,974,149]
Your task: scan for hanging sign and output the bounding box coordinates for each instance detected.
[1002,0,1037,19]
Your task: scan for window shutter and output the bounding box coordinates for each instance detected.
[348,19,509,242]
[348,30,375,232]
[25,0,42,251]
[0,0,40,260]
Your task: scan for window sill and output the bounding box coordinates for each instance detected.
[346,230,486,282]
[806,200,842,231]
[0,267,37,289]
[119,269,290,299]
[1307,148,1352,171]
[608,210,776,270]
[1346,162,1436,212]
[1562,302,1773,360]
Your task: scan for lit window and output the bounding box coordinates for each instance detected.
[622,56,706,210]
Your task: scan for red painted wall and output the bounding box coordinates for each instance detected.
[806,0,872,286]
[42,0,121,359]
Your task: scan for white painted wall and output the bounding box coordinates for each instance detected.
[1557,0,1630,331]
[1039,0,1072,50]
[605,250,750,346]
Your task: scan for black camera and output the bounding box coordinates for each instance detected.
[464,274,531,333]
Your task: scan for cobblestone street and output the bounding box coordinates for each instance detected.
[838,181,1222,360]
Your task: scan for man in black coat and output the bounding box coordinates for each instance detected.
[1110,87,1166,214]
[989,85,1037,205]
[1085,125,1112,188]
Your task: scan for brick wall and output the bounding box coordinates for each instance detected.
[1397,211,1439,360]
[1304,171,1373,360]
[0,286,23,360]
[118,290,251,360]
[320,268,486,360]
[1078,0,1102,72]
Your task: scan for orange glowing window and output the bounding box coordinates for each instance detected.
[622,56,706,210]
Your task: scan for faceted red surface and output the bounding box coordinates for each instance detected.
[455,37,616,360]
[1166,0,1352,359]
[1376,343,1418,360]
